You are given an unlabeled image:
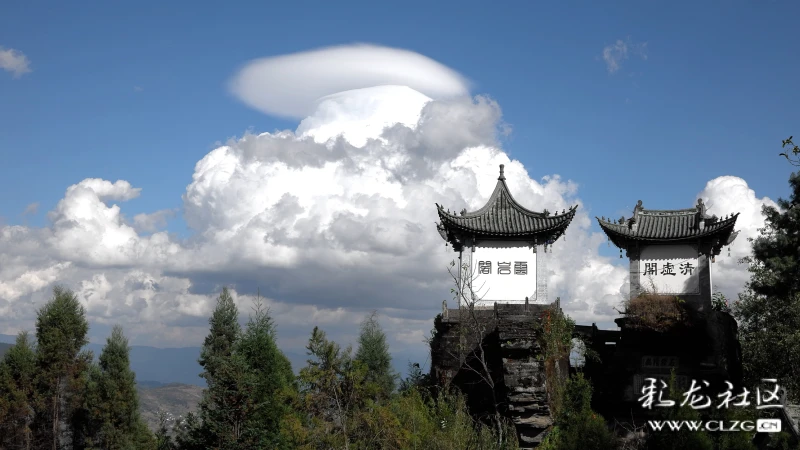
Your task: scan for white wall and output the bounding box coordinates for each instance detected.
[639,244,700,295]
[467,241,537,304]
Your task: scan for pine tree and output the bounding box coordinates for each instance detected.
[30,285,92,450]
[236,294,295,449]
[154,411,174,450]
[190,287,251,449]
[734,154,800,401]
[173,411,204,450]
[298,326,370,448]
[0,331,36,449]
[84,325,154,449]
[354,311,397,398]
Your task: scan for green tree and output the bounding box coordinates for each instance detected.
[355,311,397,399]
[733,138,800,401]
[0,331,37,449]
[236,294,296,449]
[297,326,369,449]
[30,285,93,450]
[173,411,205,450]
[83,325,154,449]
[154,411,174,450]
[398,362,430,395]
[189,287,251,449]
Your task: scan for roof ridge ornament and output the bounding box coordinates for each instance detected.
[498,164,506,181]
[629,200,643,231]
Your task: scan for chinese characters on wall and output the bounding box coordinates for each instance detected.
[477,261,528,275]
[469,245,536,302]
[642,261,695,276]
[638,245,702,295]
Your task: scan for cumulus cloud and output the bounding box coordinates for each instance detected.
[696,176,779,299]
[0,55,772,370]
[132,209,176,233]
[228,44,470,119]
[0,46,31,78]
[601,37,647,74]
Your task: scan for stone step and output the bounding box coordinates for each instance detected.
[508,404,550,415]
[508,392,547,403]
[500,340,541,351]
[512,414,553,428]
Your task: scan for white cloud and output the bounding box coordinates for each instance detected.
[0,46,31,78]
[602,37,647,74]
[22,202,39,216]
[0,52,772,369]
[1,85,606,358]
[297,85,431,147]
[228,44,470,119]
[132,209,175,233]
[696,176,780,300]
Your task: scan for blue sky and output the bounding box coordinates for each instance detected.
[0,0,797,362]
[3,0,797,235]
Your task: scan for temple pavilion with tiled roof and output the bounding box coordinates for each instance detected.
[435,164,578,307]
[597,199,740,313]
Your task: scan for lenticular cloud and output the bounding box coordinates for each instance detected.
[228,44,471,119]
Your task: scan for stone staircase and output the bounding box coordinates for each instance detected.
[496,304,556,448]
[431,303,561,449]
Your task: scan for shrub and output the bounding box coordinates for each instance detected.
[539,373,618,450]
[622,293,689,332]
[644,372,714,450]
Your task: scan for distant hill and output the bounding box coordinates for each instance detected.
[0,334,421,388]
[0,342,12,359]
[136,382,204,432]
[0,334,206,386]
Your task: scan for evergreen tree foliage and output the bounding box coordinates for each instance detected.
[83,325,152,449]
[734,155,800,401]
[355,311,397,398]
[292,326,518,450]
[154,411,175,450]
[297,326,366,448]
[173,411,206,450]
[236,294,295,449]
[0,331,37,448]
[190,287,251,449]
[398,362,430,395]
[31,285,93,450]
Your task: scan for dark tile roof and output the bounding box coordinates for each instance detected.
[436,165,577,241]
[597,206,739,248]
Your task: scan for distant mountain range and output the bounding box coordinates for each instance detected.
[0,334,422,387]
[0,334,210,386]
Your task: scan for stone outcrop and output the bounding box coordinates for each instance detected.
[430,302,564,449]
